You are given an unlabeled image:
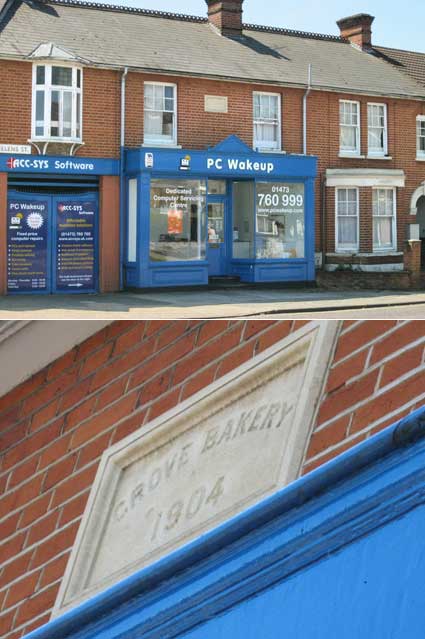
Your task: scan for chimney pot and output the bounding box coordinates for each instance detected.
[205,0,244,37]
[337,13,375,50]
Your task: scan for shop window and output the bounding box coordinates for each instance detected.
[256,182,305,259]
[340,100,360,155]
[336,188,359,252]
[416,116,425,159]
[32,64,82,140]
[233,181,255,258]
[253,93,281,151]
[150,179,206,261]
[144,83,177,146]
[368,103,387,157]
[373,188,396,251]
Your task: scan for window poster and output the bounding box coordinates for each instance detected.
[167,209,183,235]
[7,199,48,292]
[56,200,96,291]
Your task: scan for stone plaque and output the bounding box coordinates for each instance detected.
[54,322,339,616]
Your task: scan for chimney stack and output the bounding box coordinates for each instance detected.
[206,1,244,37]
[337,13,375,50]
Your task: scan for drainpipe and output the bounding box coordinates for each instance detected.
[119,67,129,290]
[302,64,312,155]
[321,172,327,270]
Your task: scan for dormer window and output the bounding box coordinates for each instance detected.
[32,64,82,141]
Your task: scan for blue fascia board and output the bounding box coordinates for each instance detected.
[124,146,317,179]
[24,406,425,639]
[0,155,120,176]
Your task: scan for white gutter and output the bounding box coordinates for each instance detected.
[303,64,312,155]
[121,66,129,147]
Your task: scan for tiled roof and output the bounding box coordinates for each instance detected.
[374,45,425,87]
[0,0,424,99]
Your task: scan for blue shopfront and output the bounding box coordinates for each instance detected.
[0,154,119,294]
[124,136,317,287]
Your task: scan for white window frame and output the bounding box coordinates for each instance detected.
[335,187,360,253]
[367,103,388,157]
[339,100,361,156]
[416,115,425,159]
[253,92,282,152]
[31,63,82,142]
[144,82,177,146]
[372,187,397,252]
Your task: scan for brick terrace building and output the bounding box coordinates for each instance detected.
[0,0,425,292]
[0,319,425,637]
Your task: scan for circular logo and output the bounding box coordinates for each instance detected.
[26,213,44,230]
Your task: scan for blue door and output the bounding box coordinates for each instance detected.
[7,191,98,294]
[207,180,228,277]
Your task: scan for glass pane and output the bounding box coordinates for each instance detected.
[36,66,45,85]
[52,66,72,86]
[208,180,226,195]
[63,91,72,137]
[164,85,174,99]
[35,90,44,126]
[339,217,357,246]
[374,217,392,248]
[50,90,60,137]
[77,69,81,88]
[127,179,137,262]
[341,126,356,150]
[233,181,254,259]
[208,203,224,243]
[256,182,305,259]
[150,179,206,262]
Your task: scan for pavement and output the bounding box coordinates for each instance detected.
[1,286,425,319]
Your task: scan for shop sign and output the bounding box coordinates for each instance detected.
[56,201,96,291]
[0,154,119,175]
[0,144,31,154]
[7,200,48,292]
[207,157,275,174]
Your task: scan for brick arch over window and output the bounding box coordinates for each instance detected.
[410,183,425,215]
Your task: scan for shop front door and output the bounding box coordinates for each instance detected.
[207,199,227,277]
[7,191,98,294]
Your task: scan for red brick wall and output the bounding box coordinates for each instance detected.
[99,176,120,293]
[1,320,425,638]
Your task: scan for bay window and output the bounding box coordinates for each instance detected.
[144,83,177,146]
[32,64,82,140]
[373,188,396,251]
[336,188,359,252]
[340,100,360,155]
[416,116,425,159]
[253,93,281,151]
[368,103,387,156]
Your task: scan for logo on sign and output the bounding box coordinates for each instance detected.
[145,152,154,168]
[10,213,23,226]
[7,158,17,169]
[180,155,191,171]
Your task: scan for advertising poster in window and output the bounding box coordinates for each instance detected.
[56,200,96,291]
[7,199,48,292]
[150,180,206,262]
[167,209,183,235]
[256,182,305,259]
